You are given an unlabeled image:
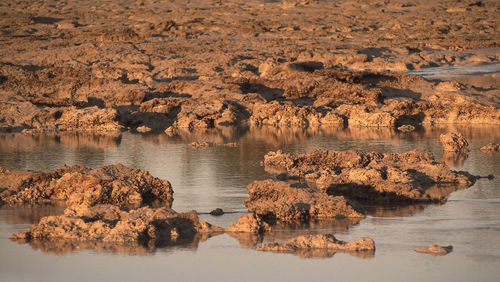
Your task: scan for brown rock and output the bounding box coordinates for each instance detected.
[415,244,453,256]
[480,143,500,152]
[136,125,152,133]
[256,234,375,259]
[439,132,470,152]
[209,208,224,216]
[397,125,416,132]
[10,205,223,244]
[245,180,365,221]
[264,149,477,204]
[0,164,173,208]
[226,213,272,233]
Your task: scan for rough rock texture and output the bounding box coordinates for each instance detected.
[264,149,477,203]
[226,213,272,233]
[245,180,365,220]
[10,205,223,245]
[1,1,499,134]
[0,164,173,207]
[440,132,470,152]
[256,234,375,259]
[415,244,453,256]
[480,143,500,152]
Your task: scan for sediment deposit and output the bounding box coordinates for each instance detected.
[0,0,498,134]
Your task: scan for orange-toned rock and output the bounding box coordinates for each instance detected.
[245,180,364,220]
[0,164,173,208]
[415,244,453,256]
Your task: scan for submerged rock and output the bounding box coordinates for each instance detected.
[256,234,375,259]
[0,164,173,208]
[10,204,223,244]
[480,143,500,152]
[264,149,477,204]
[415,244,453,256]
[440,132,470,152]
[245,180,364,221]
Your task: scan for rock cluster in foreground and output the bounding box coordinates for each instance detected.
[264,149,477,203]
[10,204,222,245]
[6,164,225,251]
[0,164,173,208]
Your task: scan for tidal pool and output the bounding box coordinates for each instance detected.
[0,125,499,281]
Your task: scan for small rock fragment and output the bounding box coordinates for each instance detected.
[136,125,152,133]
[440,132,469,152]
[397,125,416,132]
[209,208,224,216]
[480,143,500,152]
[226,213,271,233]
[415,244,453,256]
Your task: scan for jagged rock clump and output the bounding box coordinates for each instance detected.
[10,204,222,245]
[0,164,173,207]
[264,149,477,203]
[440,132,470,152]
[226,213,272,233]
[245,180,365,221]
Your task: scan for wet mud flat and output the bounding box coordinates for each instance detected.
[0,0,499,281]
[0,0,499,136]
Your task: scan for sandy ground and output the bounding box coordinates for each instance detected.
[0,0,499,134]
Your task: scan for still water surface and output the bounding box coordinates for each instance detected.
[0,125,499,281]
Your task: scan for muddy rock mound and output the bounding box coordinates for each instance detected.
[11,205,222,245]
[440,132,470,152]
[226,213,272,233]
[0,164,173,207]
[245,180,364,221]
[264,149,477,203]
[415,244,453,256]
[256,234,375,259]
[480,143,500,152]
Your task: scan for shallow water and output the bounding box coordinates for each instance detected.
[1,125,500,281]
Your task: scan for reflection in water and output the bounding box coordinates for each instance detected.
[0,125,499,263]
[11,233,217,256]
[261,246,375,260]
[0,204,65,224]
[228,217,362,249]
[441,151,469,168]
[364,204,431,218]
